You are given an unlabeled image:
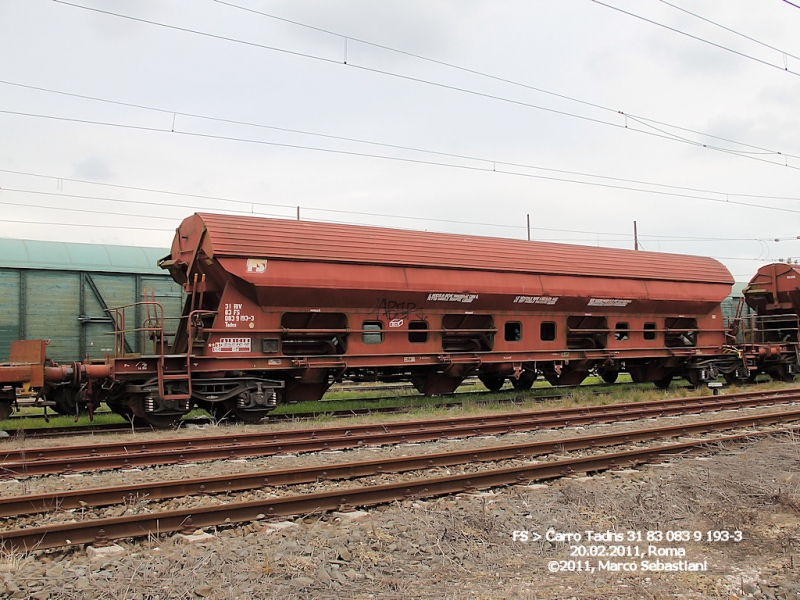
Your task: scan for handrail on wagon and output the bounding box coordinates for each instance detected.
[105,290,168,357]
[728,313,800,345]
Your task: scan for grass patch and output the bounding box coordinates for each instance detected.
[1,373,795,430]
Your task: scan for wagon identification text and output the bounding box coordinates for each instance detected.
[587,298,633,306]
[210,337,252,353]
[224,303,255,328]
[427,293,478,303]
[587,298,632,307]
[513,296,558,305]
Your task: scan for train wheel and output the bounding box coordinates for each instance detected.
[626,365,647,384]
[218,398,272,423]
[511,371,536,391]
[686,370,705,389]
[598,369,619,384]
[129,396,181,428]
[106,401,133,419]
[479,374,506,392]
[654,375,672,390]
[770,364,796,383]
[723,371,744,385]
[50,386,87,416]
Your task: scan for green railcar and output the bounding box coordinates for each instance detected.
[0,239,184,363]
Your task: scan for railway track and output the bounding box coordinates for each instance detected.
[1,408,796,519]
[1,380,649,437]
[0,414,793,552]
[1,386,798,477]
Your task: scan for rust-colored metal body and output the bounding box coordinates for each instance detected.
[21,213,799,426]
[744,263,800,315]
[736,264,800,381]
[108,213,737,425]
[0,340,48,419]
[33,213,745,425]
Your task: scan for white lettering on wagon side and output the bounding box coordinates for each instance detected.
[513,296,558,305]
[427,293,479,303]
[211,338,252,353]
[587,298,632,307]
[224,302,255,328]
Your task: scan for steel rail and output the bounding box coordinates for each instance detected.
[3,393,800,477]
[0,429,781,552]
[1,387,797,465]
[1,409,797,518]
[2,380,643,436]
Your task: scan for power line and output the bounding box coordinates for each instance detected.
[0,209,782,266]
[0,192,286,221]
[0,217,174,232]
[657,0,800,62]
[212,0,799,162]
[0,186,611,236]
[212,0,617,115]
[48,0,800,168]
[4,107,800,216]
[4,78,800,202]
[592,0,800,77]
[781,0,800,10]
[1,182,798,243]
[0,186,624,237]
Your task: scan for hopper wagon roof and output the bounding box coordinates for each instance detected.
[183,213,732,285]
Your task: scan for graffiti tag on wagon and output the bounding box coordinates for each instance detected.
[427,293,478,303]
[376,299,417,320]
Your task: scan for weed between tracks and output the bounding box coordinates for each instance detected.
[1,384,800,597]
[0,377,797,441]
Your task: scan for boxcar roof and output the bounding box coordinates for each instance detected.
[0,239,168,274]
[190,213,733,284]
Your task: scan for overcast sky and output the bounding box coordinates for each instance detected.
[1,0,799,280]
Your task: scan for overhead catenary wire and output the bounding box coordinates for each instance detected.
[211,0,799,162]
[0,2,792,272]
[3,108,800,216]
[592,0,800,77]
[1,183,799,244]
[0,208,787,265]
[0,78,800,200]
[2,78,800,202]
[656,0,800,62]
[0,217,174,232]
[47,0,800,168]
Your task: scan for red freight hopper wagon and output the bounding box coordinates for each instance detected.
[74,212,733,427]
[740,263,800,381]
